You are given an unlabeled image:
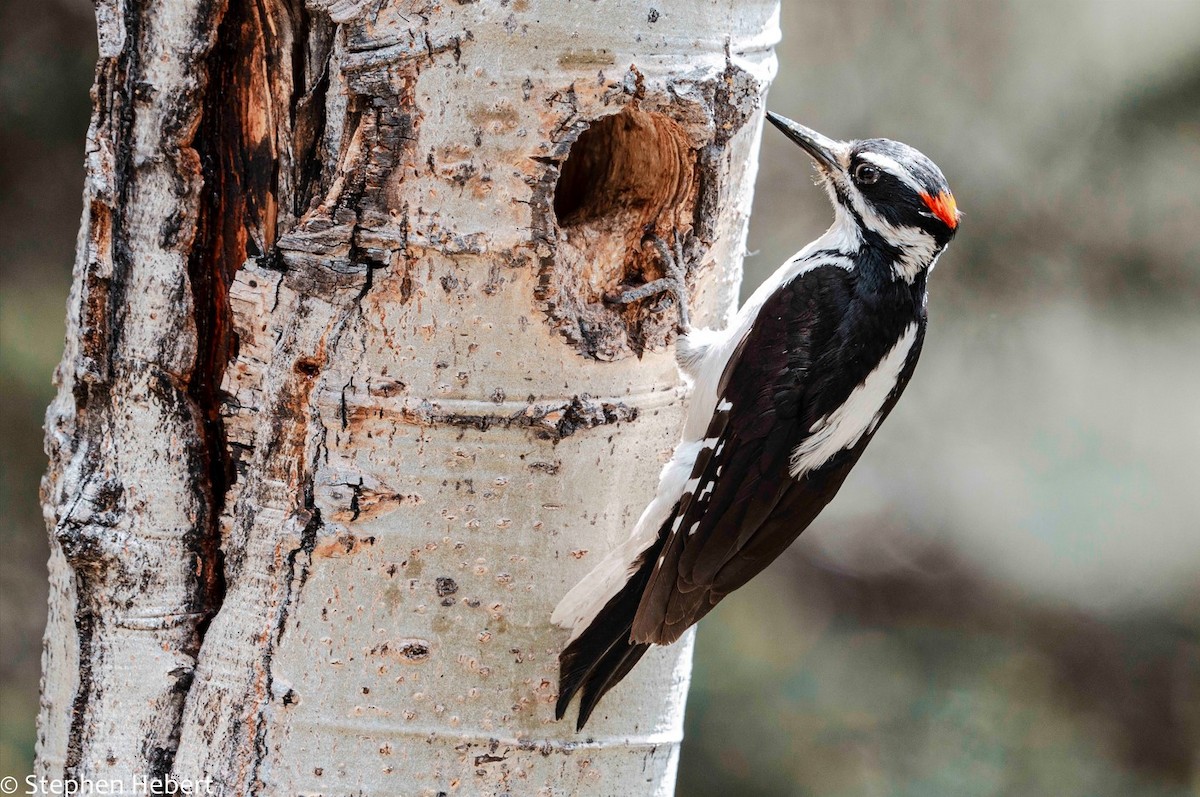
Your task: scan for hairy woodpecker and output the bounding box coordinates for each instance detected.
[552,113,960,730]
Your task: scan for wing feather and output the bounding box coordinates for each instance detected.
[631,266,924,645]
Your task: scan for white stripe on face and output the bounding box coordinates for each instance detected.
[842,175,939,283]
[857,151,925,195]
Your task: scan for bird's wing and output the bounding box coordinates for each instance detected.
[630,266,894,645]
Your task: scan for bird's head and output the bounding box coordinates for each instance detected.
[767,112,960,281]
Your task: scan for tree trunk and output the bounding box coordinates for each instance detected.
[38,1,779,794]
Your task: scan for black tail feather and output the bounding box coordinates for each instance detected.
[556,536,665,730]
[576,641,650,730]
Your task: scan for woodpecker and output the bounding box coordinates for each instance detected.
[552,113,960,730]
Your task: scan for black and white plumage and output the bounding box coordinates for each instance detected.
[552,113,961,730]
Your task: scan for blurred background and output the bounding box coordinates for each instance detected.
[1,0,1197,794]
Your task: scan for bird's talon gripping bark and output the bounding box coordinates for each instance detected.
[606,232,694,332]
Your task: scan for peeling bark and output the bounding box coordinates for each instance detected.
[40,1,779,794]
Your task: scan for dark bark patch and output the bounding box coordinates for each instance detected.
[374,394,639,441]
[294,358,322,377]
[313,530,377,558]
[369,639,432,663]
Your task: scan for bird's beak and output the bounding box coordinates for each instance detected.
[766,112,846,174]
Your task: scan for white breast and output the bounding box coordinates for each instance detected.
[789,323,918,479]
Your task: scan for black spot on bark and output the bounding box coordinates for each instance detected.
[294,358,321,376]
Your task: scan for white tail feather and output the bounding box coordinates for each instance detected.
[552,439,705,642]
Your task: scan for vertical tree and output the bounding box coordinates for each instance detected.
[38,1,779,793]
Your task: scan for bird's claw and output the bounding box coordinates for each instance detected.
[606,230,697,332]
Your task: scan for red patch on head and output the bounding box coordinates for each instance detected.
[920,191,959,229]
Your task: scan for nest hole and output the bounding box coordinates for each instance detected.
[553,107,694,231]
[542,107,700,360]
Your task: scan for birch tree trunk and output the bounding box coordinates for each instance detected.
[38,1,779,794]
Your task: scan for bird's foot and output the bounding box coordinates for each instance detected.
[606,231,699,332]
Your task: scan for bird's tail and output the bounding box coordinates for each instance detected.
[554,534,666,730]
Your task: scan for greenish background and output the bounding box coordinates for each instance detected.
[2,1,1198,794]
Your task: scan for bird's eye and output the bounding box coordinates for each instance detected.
[854,163,881,185]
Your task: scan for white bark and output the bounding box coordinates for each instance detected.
[39,1,779,795]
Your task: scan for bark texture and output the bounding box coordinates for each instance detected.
[39,1,779,794]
